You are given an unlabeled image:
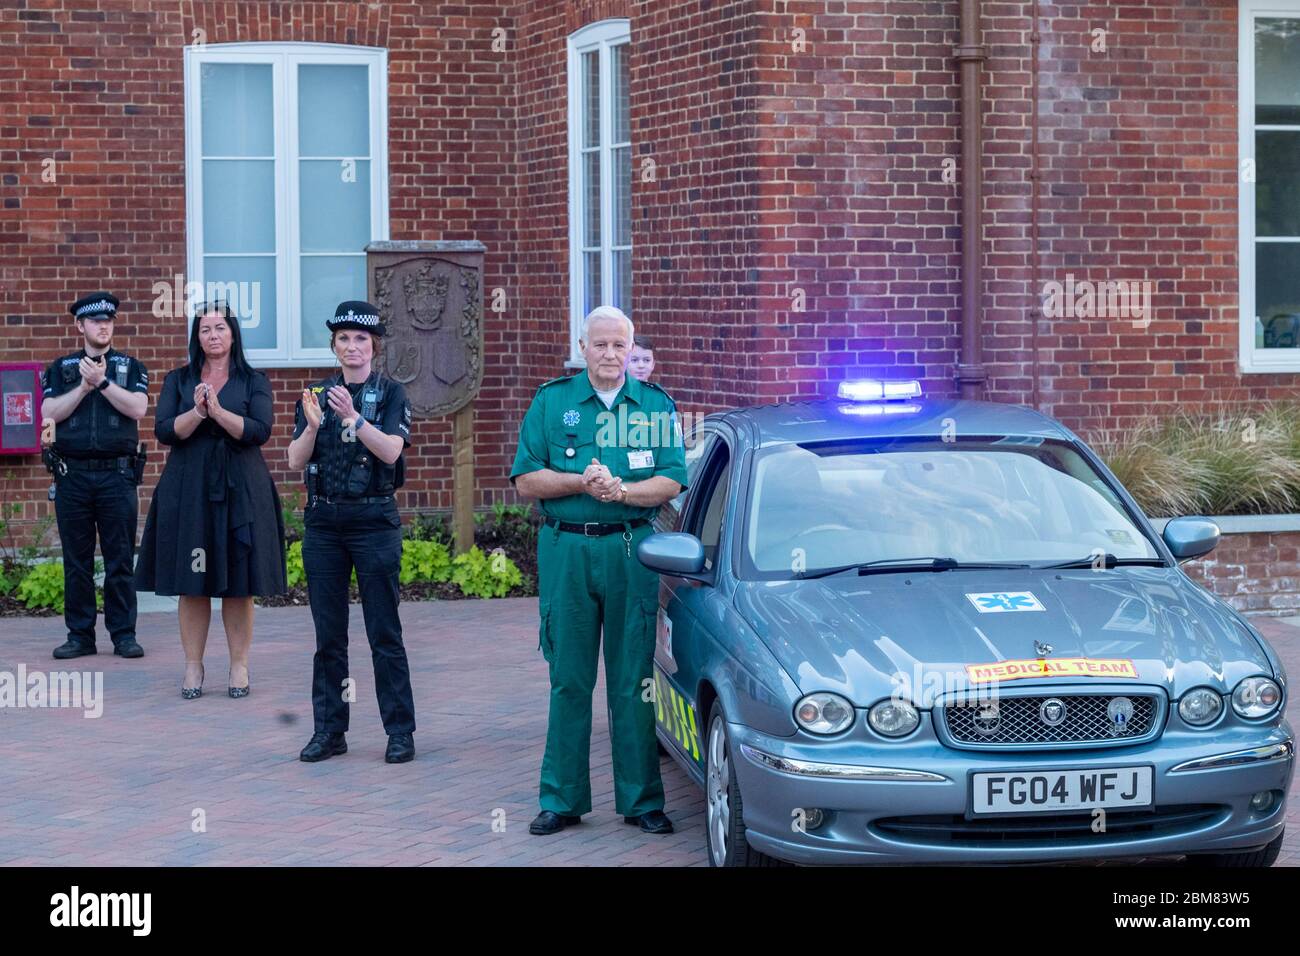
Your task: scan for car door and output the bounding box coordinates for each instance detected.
[652,424,734,778]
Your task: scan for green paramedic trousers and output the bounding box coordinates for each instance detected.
[536,520,664,817]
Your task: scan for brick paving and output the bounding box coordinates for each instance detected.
[0,601,1295,866]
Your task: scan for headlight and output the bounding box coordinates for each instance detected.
[1232,677,1282,719]
[1179,687,1224,726]
[869,699,920,737]
[795,693,855,734]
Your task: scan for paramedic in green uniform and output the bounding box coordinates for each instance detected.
[511,306,687,837]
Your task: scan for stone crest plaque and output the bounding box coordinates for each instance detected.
[367,241,486,418]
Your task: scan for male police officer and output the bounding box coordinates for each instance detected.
[511,306,687,836]
[41,292,149,659]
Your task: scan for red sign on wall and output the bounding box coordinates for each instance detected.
[0,363,43,455]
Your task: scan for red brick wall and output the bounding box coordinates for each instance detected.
[0,0,522,542]
[2,0,1298,569]
[1184,531,1300,616]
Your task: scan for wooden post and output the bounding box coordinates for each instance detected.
[453,401,475,555]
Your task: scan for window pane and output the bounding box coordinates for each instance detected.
[298,64,370,157]
[612,249,630,312]
[613,145,630,246]
[203,160,275,253]
[1256,19,1300,125]
[299,159,371,253]
[201,63,273,157]
[612,44,629,143]
[301,255,367,350]
[582,50,599,148]
[1256,132,1300,237]
[584,252,601,316]
[203,255,277,351]
[1256,244,1300,348]
[583,151,601,245]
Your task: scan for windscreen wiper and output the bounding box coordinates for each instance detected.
[1039,553,1167,570]
[800,557,1031,580]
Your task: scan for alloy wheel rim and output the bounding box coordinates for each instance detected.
[706,715,730,866]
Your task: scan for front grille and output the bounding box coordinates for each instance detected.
[943,693,1158,746]
[873,804,1224,847]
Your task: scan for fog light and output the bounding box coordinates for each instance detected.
[802,808,825,831]
[1250,790,1276,813]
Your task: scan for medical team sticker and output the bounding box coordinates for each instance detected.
[966,591,1045,613]
[966,657,1139,683]
[562,409,581,427]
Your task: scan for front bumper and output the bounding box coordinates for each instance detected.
[729,718,1294,865]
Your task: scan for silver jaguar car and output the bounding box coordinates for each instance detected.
[638,380,1293,866]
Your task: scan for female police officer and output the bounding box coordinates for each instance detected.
[287,301,417,764]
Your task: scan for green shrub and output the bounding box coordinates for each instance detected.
[1095,408,1300,517]
[451,546,523,599]
[17,561,64,613]
[400,539,452,585]
[282,490,306,542]
[286,540,306,588]
[0,564,15,597]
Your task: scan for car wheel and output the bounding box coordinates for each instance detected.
[704,701,783,867]
[1185,828,1284,868]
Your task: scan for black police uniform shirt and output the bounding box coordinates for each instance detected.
[41,349,149,459]
[292,374,412,498]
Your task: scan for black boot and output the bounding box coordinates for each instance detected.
[113,639,144,658]
[299,732,348,762]
[624,809,674,834]
[529,811,582,836]
[385,733,415,764]
[53,640,96,660]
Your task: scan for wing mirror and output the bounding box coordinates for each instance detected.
[637,532,707,578]
[1162,516,1220,562]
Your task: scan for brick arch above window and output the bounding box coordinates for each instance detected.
[179,3,391,48]
[567,1,633,33]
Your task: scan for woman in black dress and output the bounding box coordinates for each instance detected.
[135,302,287,698]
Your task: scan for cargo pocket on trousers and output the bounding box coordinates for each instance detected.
[538,601,555,663]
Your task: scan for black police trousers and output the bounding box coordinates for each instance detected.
[303,500,416,735]
[53,466,138,647]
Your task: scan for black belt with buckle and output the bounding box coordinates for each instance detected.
[319,495,394,504]
[544,517,649,537]
[62,456,133,472]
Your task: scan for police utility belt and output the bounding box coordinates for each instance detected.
[543,517,649,537]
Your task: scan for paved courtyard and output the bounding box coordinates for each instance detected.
[0,600,1296,866]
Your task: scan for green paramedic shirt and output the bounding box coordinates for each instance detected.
[510,371,689,524]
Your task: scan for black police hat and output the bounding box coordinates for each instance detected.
[69,291,119,321]
[326,300,386,337]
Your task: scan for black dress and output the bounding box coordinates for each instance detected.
[135,365,287,597]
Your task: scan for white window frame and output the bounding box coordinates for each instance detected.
[566,19,631,366]
[183,42,389,368]
[1239,2,1300,373]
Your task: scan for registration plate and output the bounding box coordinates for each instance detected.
[971,766,1152,815]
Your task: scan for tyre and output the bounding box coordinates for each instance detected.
[1186,828,1284,868]
[704,701,784,867]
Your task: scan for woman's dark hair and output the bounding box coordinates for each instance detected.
[188,301,253,377]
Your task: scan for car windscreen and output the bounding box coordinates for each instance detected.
[743,436,1161,578]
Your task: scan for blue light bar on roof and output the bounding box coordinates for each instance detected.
[837,379,923,402]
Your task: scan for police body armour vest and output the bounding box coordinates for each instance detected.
[310,372,404,498]
[53,351,138,458]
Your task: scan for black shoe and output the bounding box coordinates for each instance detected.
[53,640,96,660]
[299,732,347,762]
[624,809,674,834]
[385,733,415,763]
[113,639,144,658]
[529,810,582,836]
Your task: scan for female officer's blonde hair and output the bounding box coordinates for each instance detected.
[580,305,634,344]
